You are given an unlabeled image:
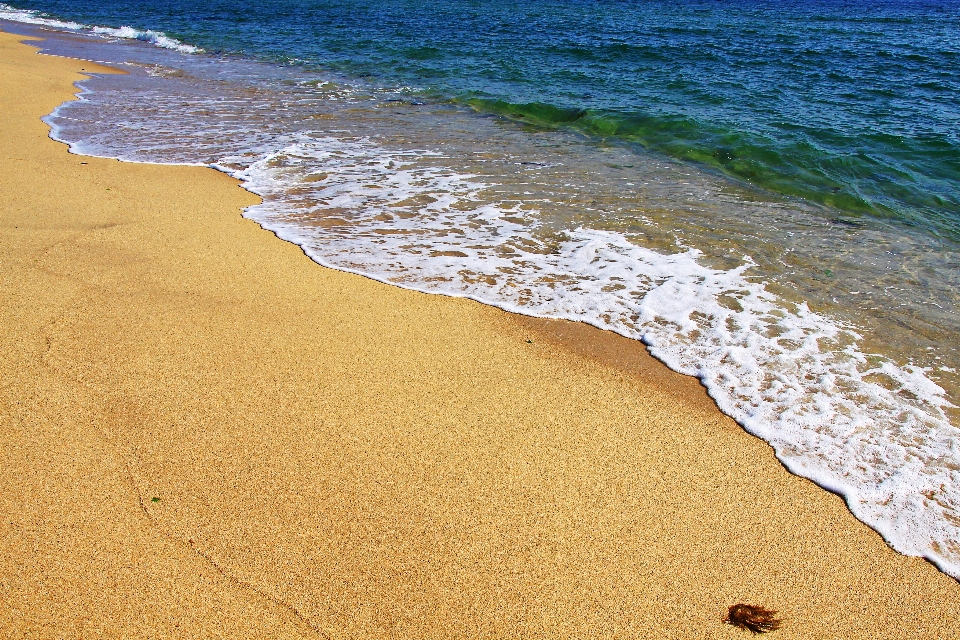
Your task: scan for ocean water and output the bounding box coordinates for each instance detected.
[2,0,959,578]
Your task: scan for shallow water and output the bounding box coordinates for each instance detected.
[2,0,959,578]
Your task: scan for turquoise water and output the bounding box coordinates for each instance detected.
[6,0,960,237]
[2,0,960,579]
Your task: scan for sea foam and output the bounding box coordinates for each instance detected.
[0,3,201,53]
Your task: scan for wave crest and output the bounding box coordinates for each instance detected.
[0,3,201,54]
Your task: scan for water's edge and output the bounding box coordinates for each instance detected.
[10,16,959,581]
[45,98,960,583]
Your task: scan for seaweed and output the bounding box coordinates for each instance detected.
[723,603,782,634]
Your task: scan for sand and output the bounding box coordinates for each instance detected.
[1,29,959,639]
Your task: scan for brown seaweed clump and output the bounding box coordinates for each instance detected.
[724,603,782,634]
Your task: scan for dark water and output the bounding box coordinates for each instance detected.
[6,0,960,238]
[2,0,960,579]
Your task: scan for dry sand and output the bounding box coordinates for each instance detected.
[1,29,959,639]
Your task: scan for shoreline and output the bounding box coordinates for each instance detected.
[11,16,960,579]
[3,29,960,639]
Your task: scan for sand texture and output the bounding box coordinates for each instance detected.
[2,30,959,639]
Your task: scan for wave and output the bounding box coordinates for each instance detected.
[90,24,200,54]
[0,3,201,53]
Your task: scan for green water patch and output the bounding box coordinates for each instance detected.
[461,97,959,238]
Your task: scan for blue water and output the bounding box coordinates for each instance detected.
[6,0,960,237]
[3,0,960,579]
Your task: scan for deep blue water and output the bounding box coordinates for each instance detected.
[7,0,960,238]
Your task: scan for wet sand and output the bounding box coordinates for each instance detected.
[2,30,959,639]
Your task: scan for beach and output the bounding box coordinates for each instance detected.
[3,28,960,639]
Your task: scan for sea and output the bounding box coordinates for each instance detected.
[2,0,958,578]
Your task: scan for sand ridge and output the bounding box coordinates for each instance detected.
[1,30,959,639]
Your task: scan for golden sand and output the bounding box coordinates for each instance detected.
[1,30,958,639]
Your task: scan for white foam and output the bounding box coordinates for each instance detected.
[0,2,82,29]
[228,136,960,578]
[0,3,201,54]
[91,25,201,54]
